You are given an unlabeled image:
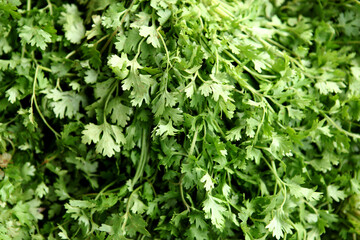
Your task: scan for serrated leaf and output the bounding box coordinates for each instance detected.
[59,4,85,43]
[84,69,98,84]
[106,97,132,127]
[155,120,179,137]
[45,89,86,119]
[139,25,160,48]
[82,122,125,157]
[327,185,346,202]
[266,209,293,240]
[200,173,214,192]
[19,25,52,50]
[203,195,227,229]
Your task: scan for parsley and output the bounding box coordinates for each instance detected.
[1,0,360,239]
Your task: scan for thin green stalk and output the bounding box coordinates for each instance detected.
[27,0,31,12]
[223,49,276,82]
[95,181,117,201]
[179,125,200,211]
[65,50,76,59]
[189,125,199,156]
[132,127,149,189]
[46,0,53,15]
[94,34,109,47]
[157,26,172,70]
[253,107,266,146]
[38,65,52,72]
[103,80,118,123]
[321,111,360,139]
[31,65,61,139]
[213,119,226,139]
[122,186,142,231]
[263,157,287,209]
[179,174,191,212]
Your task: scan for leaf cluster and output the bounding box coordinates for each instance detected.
[0,0,360,239]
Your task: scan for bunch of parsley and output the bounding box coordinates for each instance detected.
[1,0,360,239]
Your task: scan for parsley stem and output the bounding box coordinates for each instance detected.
[94,34,109,47]
[122,185,142,231]
[157,27,172,70]
[46,0,53,15]
[179,174,191,212]
[223,49,276,82]
[212,119,226,139]
[65,50,76,59]
[263,156,287,209]
[31,65,61,139]
[208,0,234,19]
[103,80,118,123]
[253,107,266,146]
[38,65,52,72]
[321,111,360,139]
[95,180,117,201]
[259,37,304,70]
[4,138,16,157]
[132,127,149,189]
[333,40,360,44]
[304,200,319,215]
[189,125,199,156]
[135,38,146,60]
[27,0,31,12]
[230,70,262,98]
[178,125,200,212]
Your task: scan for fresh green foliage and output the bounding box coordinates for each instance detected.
[1,0,360,239]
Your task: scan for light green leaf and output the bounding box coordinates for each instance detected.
[84,69,98,84]
[106,97,132,127]
[327,185,346,202]
[155,120,179,137]
[45,89,86,119]
[203,195,227,229]
[266,209,293,240]
[200,173,214,192]
[59,4,85,43]
[82,123,125,157]
[19,25,52,50]
[139,25,160,48]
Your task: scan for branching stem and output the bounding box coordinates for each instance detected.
[31,65,61,139]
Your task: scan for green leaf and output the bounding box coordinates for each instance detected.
[59,4,85,43]
[126,214,151,237]
[108,53,129,79]
[266,209,294,240]
[327,185,346,202]
[186,226,208,240]
[338,11,360,37]
[139,25,161,48]
[203,195,227,230]
[101,2,126,30]
[155,120,179,137]
[84,69,98,84]
[130,194,147,214]
[157,9,172,25]
[35,182,49,198]
[106,97,132,127]
[82,122,125,157]
[19,25,52,50]
[270,134,293,157]
[6,87,21,104]
[200,173,214,192]
[45,89,87,119]
[122,59,156,106]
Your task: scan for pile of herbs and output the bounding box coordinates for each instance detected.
[1,0,360,239]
